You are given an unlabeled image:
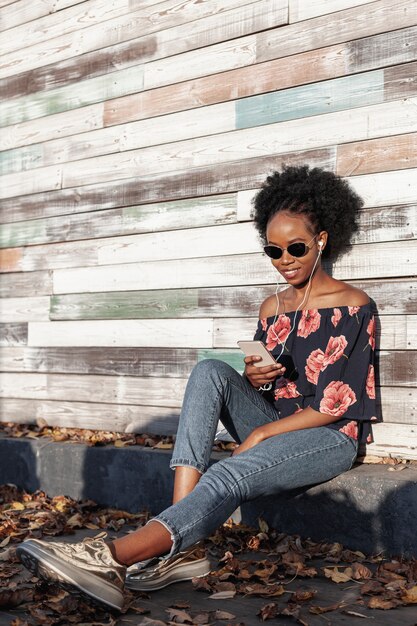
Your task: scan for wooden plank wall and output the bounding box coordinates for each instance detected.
[0,0,416,459]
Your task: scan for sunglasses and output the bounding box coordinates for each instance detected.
[263,235,317,260]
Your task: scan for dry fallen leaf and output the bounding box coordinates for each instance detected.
[402,585,417,604]
[258,602,278,621]
[309,603,342,614]
[367,596,402,610]
[209,590,236,599]
[323,566,353,583]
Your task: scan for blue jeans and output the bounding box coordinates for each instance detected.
[152,359,358,555]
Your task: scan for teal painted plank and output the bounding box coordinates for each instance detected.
[50,290,200,320]
[0,65,144,127]
[0,145,43,175]
[236,70,384,129]
[198,349,244,373]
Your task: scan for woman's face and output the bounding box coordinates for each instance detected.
[265,211,327,286]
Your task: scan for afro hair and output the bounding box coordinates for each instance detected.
[251,164,363,260]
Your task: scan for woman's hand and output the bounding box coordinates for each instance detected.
[244,355,285,388]
[232,427,266,456]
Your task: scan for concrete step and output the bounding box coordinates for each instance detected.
[1,435,416,558]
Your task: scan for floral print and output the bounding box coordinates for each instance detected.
[319,381,357,417]
[366,365,375,399]
[274,381,301,400]
[322,335,347,367]
[367,317,376,350]
[266,314,291,351]
[254,304,378,444]
[305,348,325,385]
[297,309,321,338]
[339,421,359,440]
[331,308,342,327]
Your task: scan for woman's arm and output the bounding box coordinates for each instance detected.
[232,407,336,456]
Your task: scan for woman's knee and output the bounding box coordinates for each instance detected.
[190,359,236,383]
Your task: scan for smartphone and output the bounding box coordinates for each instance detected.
[237,340,277,367]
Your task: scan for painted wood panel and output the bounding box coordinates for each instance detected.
[257,0,417,64]
[0,372,188,407]
[0,296,50,322]
[0,103,104,152]
[0,194,237,251]
[1,345,415,390]
[0,149,334,223]
[105,25,417,127]
[237,168,417,220]
[0,0,285,80]
[365,423,417,460]
[213,316,417,351]
[0,323,27,346]
[52,241,417,295]
[57,100,417,190]
[0,0,88,31]
[289,0,376,22]
[337,132,417,176]
[48,279,417,321]
[4,58,416,172]
[0,398,181,435]
[0,270,52,298]
[1,203,415,274]
[28,319,213,348]
[0,1,131,55]
[0,346,197,378]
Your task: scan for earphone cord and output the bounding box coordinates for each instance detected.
[258,244,323,393]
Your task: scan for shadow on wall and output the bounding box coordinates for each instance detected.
[0,437,40,493]
[241,475,417,559]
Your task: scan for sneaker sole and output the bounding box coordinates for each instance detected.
[125,557,211,591]
[16,542,124,612]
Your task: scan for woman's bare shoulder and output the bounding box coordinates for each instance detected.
[330,281,370,306]
[258,289,291,319]
[258,294,277,319]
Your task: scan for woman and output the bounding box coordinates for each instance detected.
[17,165,377,611]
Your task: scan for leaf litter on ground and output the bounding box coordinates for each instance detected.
[1,484,417,625]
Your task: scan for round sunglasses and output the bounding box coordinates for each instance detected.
[263,235,317,260]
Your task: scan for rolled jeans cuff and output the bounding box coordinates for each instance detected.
[147,516,182,559]
[169,458,206,474]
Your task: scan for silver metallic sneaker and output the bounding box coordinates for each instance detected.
[17,537,126,611]
[125,546,211,591]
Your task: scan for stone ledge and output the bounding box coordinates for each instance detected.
[1,435,416,558]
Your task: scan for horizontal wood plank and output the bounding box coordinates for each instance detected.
[0,0,88,31]
[237,168,417,220]
[51,241,417,295]
[0,323,27,346]
[257,0,417,64]
[337,132,417,176]
[0,296,50,322]
[365,422,417,460]
[0,0,285,80]
[0,149,334,224]
[0,270,52,298]
[289,0,376,22]
[59,99,417,190]
[0,397,180,434]
[0,372,187,407]
[104,25,417,126]
[0,346,197,378]
[48,279,417,321]
[0,103,104,152]
[0,164,62,200]
[0,194,237,252]
[1,346,414,389]
[1,202,415,265]
[0,0,131,56]
[28,319,213,348]
[213,315,417,351]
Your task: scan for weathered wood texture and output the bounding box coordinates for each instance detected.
[0,1,416,458]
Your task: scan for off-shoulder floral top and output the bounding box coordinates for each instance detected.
[253,303,379,444]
